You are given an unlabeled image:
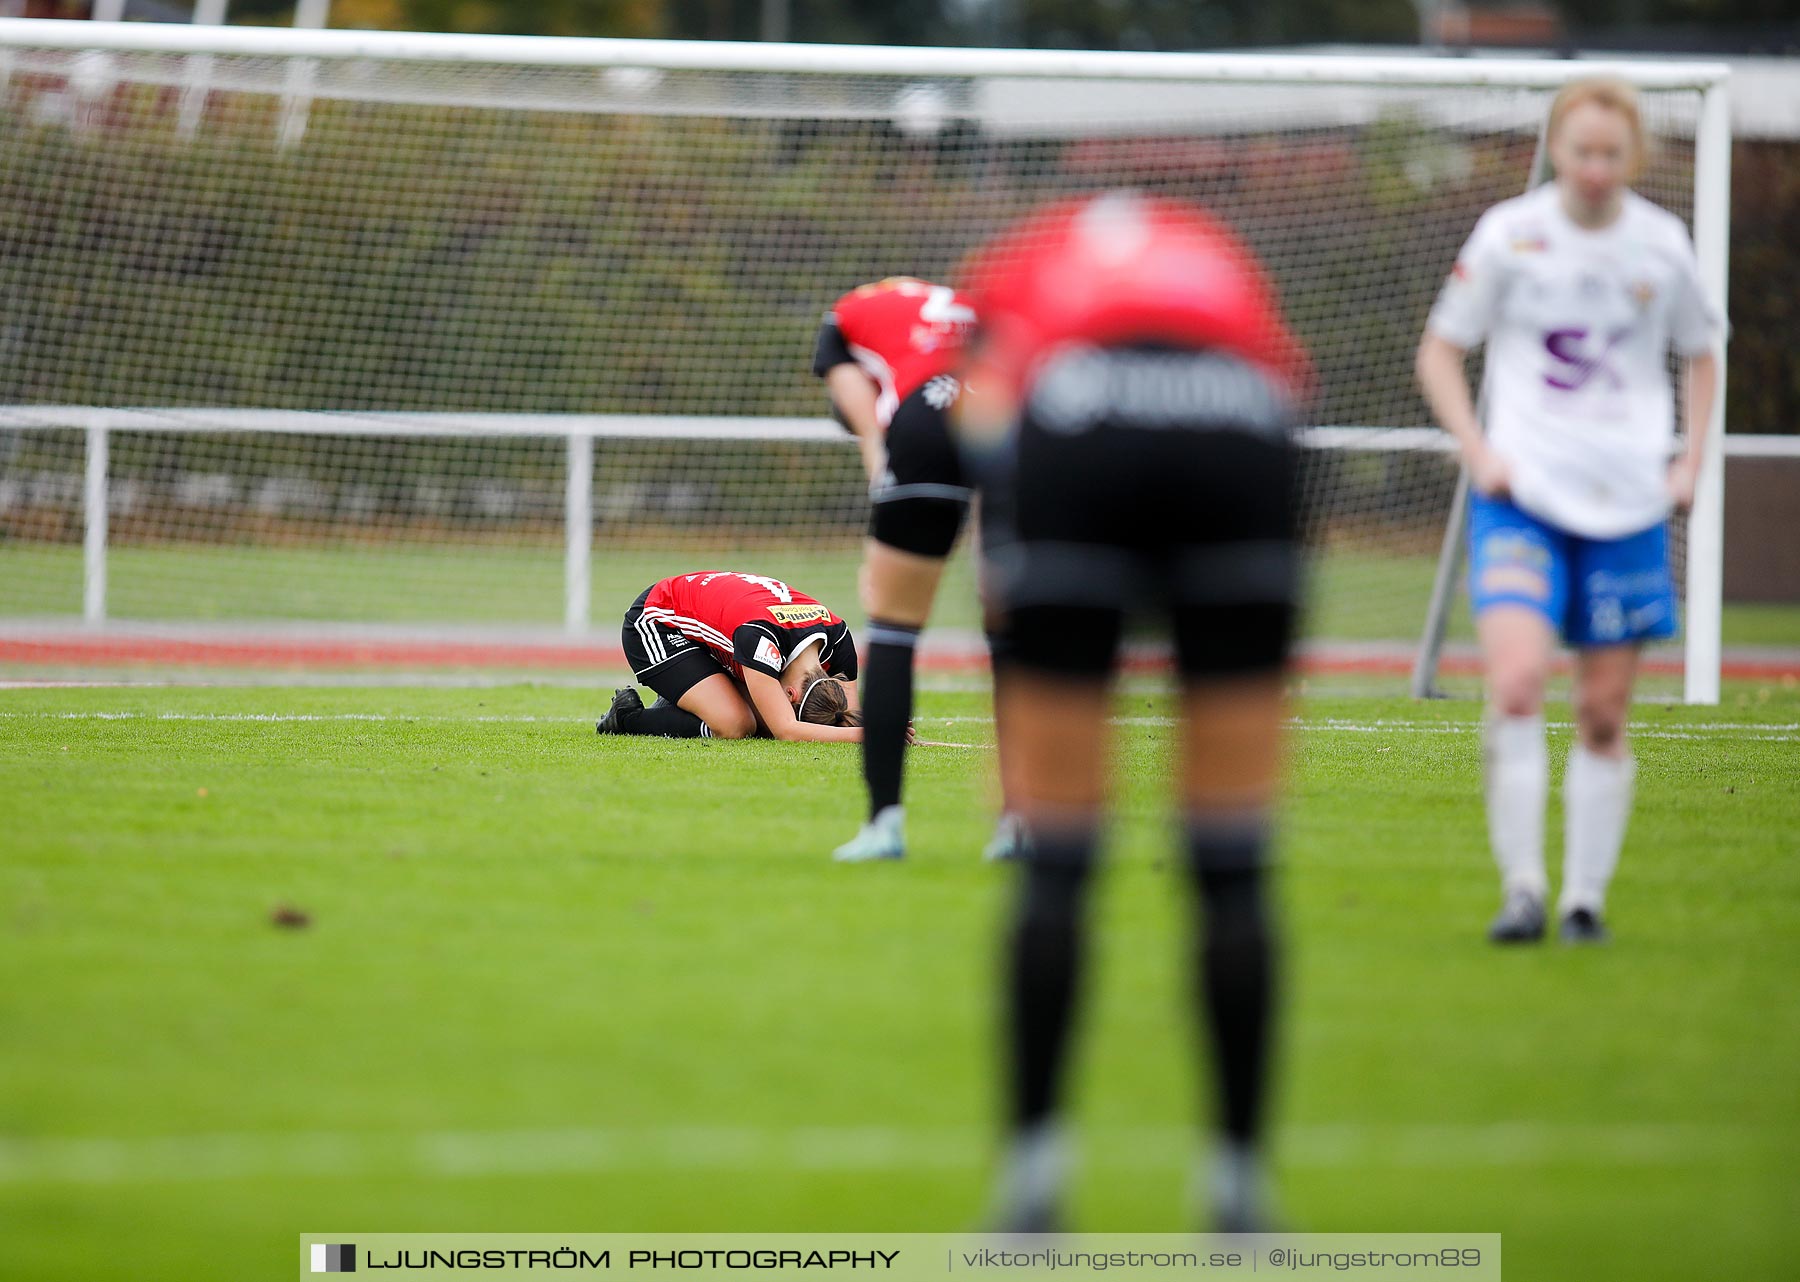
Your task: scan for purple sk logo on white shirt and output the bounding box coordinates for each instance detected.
[1543,327,1632,391]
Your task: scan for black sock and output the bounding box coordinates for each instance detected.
[861,619,919,817]
[1185,817,1277,1146]
[1007,823,1098,1130]
[985,626,1014,676]
[622,705,711,738]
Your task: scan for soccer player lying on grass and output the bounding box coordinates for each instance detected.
[596,571,864,742]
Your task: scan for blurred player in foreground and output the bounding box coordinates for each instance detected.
[596,570,863,742]
[815,279,1024,862]
[1416,76,1723,945]
[958,193,1311,1230]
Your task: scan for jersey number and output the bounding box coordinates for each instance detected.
[702,572,795,603]
[919,286,976,326]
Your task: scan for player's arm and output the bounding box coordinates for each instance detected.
[1666,239,1724,514]
[1417,216,1510,498]
[825,364,886,484]
[742,669,862,743]
[1414,334,1479,449]
[814,314,885,482]
[1416,334,1509,499]
[1668,348,1718,512]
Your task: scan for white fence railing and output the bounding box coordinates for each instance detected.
[7,409,1791,699]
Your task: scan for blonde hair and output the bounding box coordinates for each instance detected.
[1548,76,1646,176]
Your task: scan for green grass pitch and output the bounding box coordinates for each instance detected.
[2,680,1797,1281]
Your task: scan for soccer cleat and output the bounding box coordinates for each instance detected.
[1206,1144,1279,1235]
[832,805,905,863]
[983,812,1027,863]
[986,1200,1065,1236]
[1487,888,1547,944]
[984,1122,1067,1235]
[595,686,644,735]
[1559,907,1611,945]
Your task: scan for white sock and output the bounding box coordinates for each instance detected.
[1202,1137,1270,1223]
[1561,745,1635,916]
[1484,712,1548,899]
[991,1120,1067,1220]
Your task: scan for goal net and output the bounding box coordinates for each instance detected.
[0,23,1727,692]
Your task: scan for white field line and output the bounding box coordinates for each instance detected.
[1,710,1796,742]
[0,675,629,690]
[0,1121,1760,1186]
[934,716,1800,743]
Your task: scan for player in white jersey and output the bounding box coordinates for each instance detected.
[1416,77,1722,944]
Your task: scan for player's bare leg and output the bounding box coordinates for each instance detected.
[673,673,759,740]
[988,670,1111,1231]
[1179,674,1285,1232]
[1477,605,1557,941]
[977,513,1027,861]
[833,540,946,863]
[1560,643,1641,942]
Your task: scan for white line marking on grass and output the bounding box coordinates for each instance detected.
[0,675,628,690]
[0,1122,1759,1186]
[0,711,592,724]
[930,716,1800,743]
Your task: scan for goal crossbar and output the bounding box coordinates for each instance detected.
[0,18,1730,90]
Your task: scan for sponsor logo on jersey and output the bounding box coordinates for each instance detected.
[1629,280,1657,310]
[1543,326,1630,392]
[1028,346,1288,436]
[753,636,784,670]
[769,604,832,625]
[1510,236,1549,254]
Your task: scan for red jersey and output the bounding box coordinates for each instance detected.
[812,277,977,429]
[640,571,857,684]
[957,193,1309,404]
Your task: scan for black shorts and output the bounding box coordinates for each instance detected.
[869,378,971,559]
[987,353,1299,681]
[621,587,728,703]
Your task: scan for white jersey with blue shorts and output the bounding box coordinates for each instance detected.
[1426,184,1724,645]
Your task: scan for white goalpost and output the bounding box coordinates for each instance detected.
[0,19,1732,698]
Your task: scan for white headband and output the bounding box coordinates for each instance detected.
[797,676,835,719]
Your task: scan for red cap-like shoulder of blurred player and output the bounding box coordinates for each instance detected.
[958,192,1311,407]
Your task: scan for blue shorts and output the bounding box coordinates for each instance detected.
[1467,493,1677,648]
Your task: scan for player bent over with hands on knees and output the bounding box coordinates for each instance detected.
[597,571,864,742]
[1415,76,1723,946]
[958,193,1311,1233]
[814,278,1025,862]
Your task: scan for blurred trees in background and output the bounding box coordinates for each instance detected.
[232,0,1425,47]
